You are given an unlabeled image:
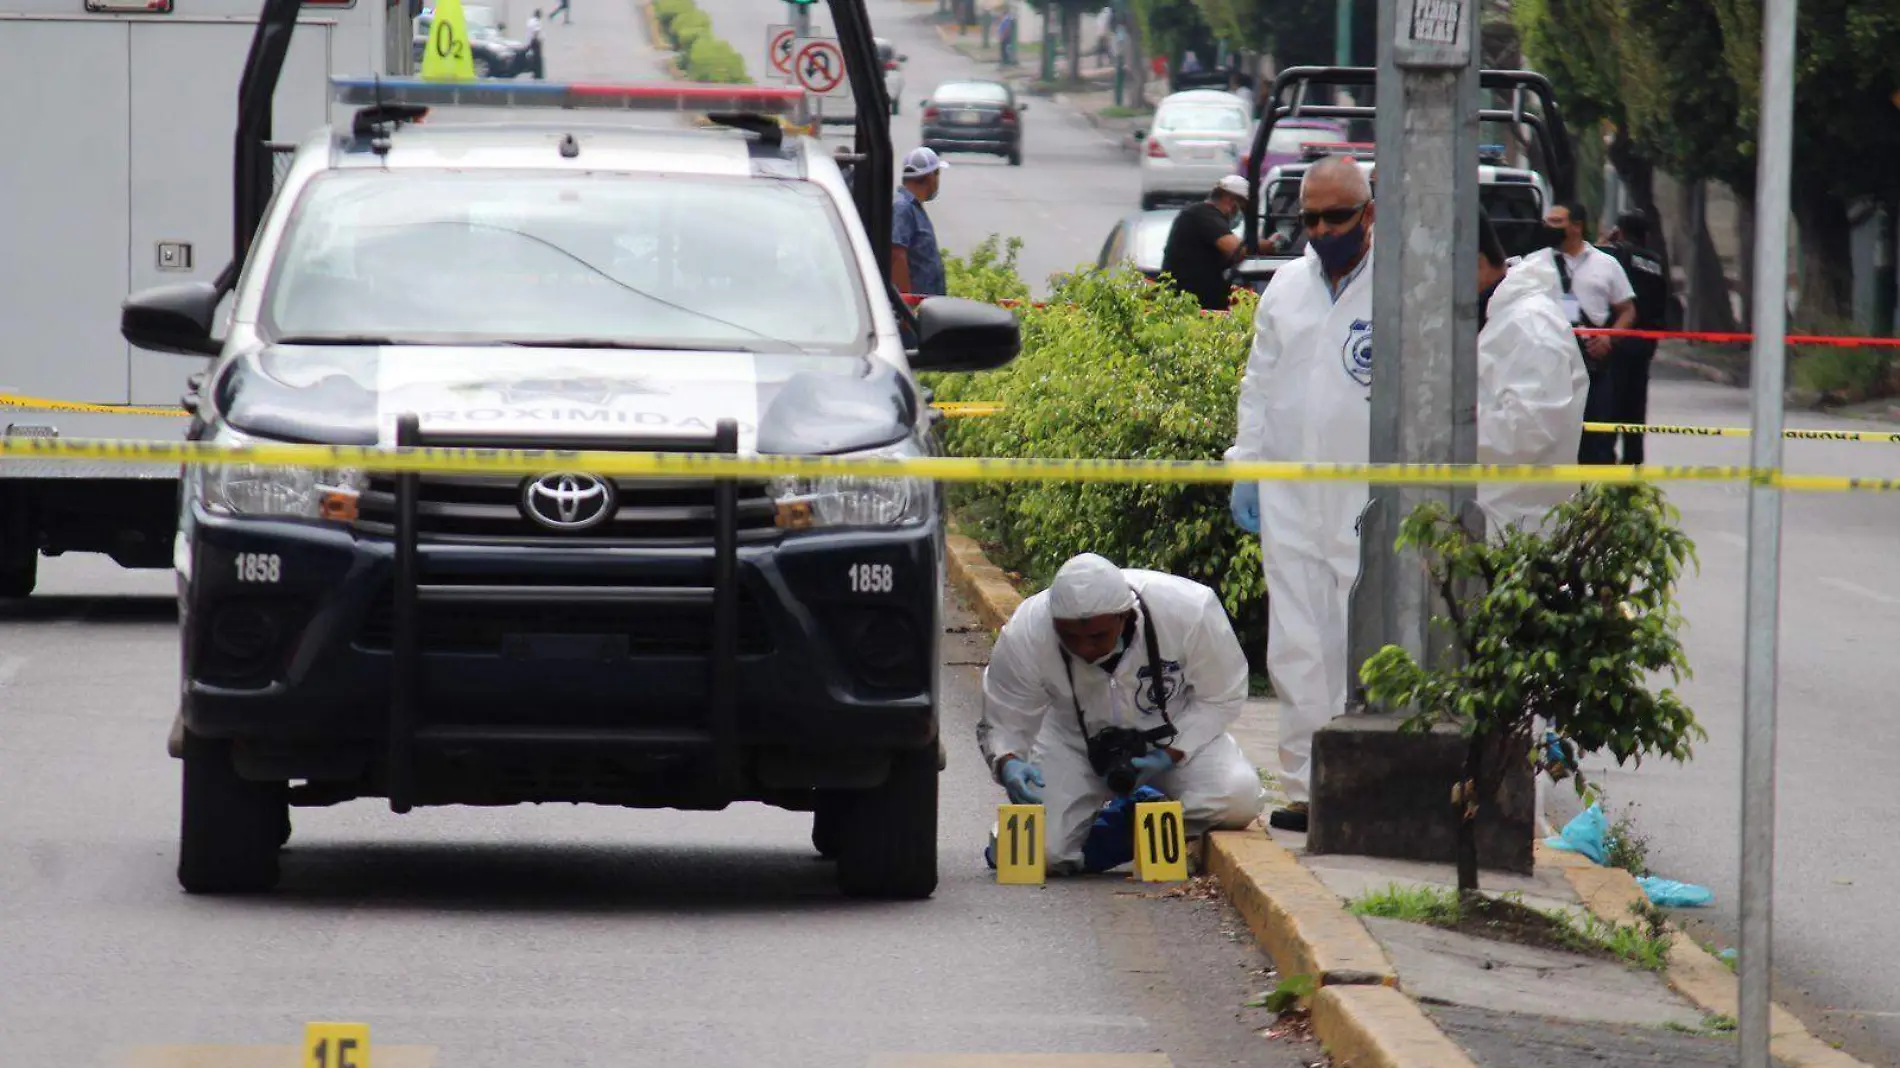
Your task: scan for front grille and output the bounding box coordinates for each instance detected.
[354,474,780,545]
[356,582,773,654]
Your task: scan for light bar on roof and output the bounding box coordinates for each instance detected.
[329,77,804,114]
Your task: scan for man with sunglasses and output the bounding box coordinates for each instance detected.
[1223,155,1375,833]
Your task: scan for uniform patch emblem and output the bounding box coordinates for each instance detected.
[1343,319,1374,387]
[1135,660,1183,716]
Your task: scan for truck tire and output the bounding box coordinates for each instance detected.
[811,795,843,860]
[177,730,286,894]
[0,545,35,599]
[834,745,938,899]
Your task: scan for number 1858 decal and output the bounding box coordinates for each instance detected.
[848,563,894,594]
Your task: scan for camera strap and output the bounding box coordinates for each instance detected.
[1060,588,1178,742]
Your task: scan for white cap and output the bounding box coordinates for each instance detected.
[902,147,950,178]
[1047,553,1136,620]
[1214,174,1249,199]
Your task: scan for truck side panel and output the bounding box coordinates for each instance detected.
[0,21,132,406]
[129,19,336,406]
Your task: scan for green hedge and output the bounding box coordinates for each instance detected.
[650,0,751,84]
[652,0,692,32]
[924,237,1269,666]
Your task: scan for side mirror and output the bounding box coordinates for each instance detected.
[899,53,909,61]
[1132,128,1145,140]
[917,98,929,108]
[122,281,223,357]
[909,296,1019,373]
[1018,102,1029,111]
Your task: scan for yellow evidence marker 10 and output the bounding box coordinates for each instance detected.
[420,0,478,82]
[1132,800,1189,882]
[995,803,1046,885]
[305,1022,370,1068]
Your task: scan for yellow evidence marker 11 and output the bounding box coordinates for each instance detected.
[995,803,1046,885]
[420,0,478,81]
[305,1022,370,1068]
[1132,800,1189,882]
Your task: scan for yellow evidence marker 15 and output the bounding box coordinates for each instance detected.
[305,1022,370,1068]
[1132,800,1189,882]
[420,0,478,81]
[995,803,1046,885]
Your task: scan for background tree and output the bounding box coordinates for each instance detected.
[1359,485,1705,897]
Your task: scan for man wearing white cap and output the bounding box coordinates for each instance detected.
[1159,175,1288,311]
[892,147,950,299]
[977,553,1266,874]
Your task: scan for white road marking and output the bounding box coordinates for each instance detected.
[1819,575,1900,608]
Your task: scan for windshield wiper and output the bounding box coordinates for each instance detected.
[503,339,757,352]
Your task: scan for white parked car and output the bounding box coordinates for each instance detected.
[820,36,908,123]
[1136,89,1253,210]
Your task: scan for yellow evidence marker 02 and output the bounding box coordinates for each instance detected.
[995,803,1046,885]
[305,1022,370,1068]
[420,0,478,81]
[1132,800,1189,882]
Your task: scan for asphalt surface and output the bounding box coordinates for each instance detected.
[0,4,1323,1067]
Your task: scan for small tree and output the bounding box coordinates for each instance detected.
[1358,484,1706,898]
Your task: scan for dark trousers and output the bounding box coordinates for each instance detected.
[1578,345,1619,465]
[1610,340,1656,464]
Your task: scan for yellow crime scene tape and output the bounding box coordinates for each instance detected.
[10,435,1900,492]
[1,392,190,417]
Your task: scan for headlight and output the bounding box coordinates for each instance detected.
[770,466,929,530]
[197,436,366,522]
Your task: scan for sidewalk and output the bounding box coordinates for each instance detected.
[945,533,1868,1068]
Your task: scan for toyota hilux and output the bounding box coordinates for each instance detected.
[119,40,1017,899]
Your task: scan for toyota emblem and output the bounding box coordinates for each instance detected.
[521,473,616,531]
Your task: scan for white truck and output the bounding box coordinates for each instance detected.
[0,0,409,596]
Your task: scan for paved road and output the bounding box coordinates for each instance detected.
[0,4,1322,1067]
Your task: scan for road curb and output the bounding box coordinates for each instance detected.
[1314,985,1480,1068]
[944,532,1021,631]
[1549,847,1873,1068]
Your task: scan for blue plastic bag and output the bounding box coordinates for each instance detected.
[1544,802,1610,865]
[1637,875,1713,908]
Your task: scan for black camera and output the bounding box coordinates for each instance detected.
[1087,724,1177,796]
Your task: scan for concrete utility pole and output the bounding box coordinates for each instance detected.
[1348,0,1481,686]
[792,0,812,128]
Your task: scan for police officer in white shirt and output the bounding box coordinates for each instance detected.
[1534,201,1636,465]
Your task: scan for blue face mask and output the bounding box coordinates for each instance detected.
[1310,219,1367,275]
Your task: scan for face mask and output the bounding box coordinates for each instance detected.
[1088,634,1128,667]
[1309,220,1366,275]
[1543,226,1569,250]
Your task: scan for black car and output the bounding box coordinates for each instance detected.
[920,79,1025,166]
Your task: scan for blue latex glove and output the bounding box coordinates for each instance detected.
[1230,481,1261,533]
[1128,748,1176,788]
[1000,758,1045,805]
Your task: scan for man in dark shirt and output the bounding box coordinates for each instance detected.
[1159,175,1285,311]
[1597,209,1671,463]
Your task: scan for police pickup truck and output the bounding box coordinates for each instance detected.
[122,21,1016,898]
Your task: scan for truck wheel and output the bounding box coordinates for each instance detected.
[834,745,938,899]
[811,794,844,859]
[178,730,286,894]
[0,546,35,599]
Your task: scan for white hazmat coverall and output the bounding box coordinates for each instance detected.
[979,567,1265,872]
[1226,244,1374,804]
[1477,252,1590,537]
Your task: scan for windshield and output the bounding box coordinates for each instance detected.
[1157,105,1248,132]
[1267,125,1344,153]
[1259,175,1548,255]
[935,82,1009,104]
[262,171,871,354]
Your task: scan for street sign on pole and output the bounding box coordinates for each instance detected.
[1739,0,1797,1062]
[766,23,797,83]
[792,36,848,97]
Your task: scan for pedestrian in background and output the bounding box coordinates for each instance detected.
[1533,201,1636,465]
[524,9,546,79]
[547,0,569,25]
[1597,210,1670,464]
[892,148,949,300]
[1158,175,1285,311]
[1225,155,1375,833]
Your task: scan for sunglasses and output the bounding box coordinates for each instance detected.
[1299,202,1368,229]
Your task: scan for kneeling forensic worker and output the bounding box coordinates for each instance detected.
[976,553,1266,874]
